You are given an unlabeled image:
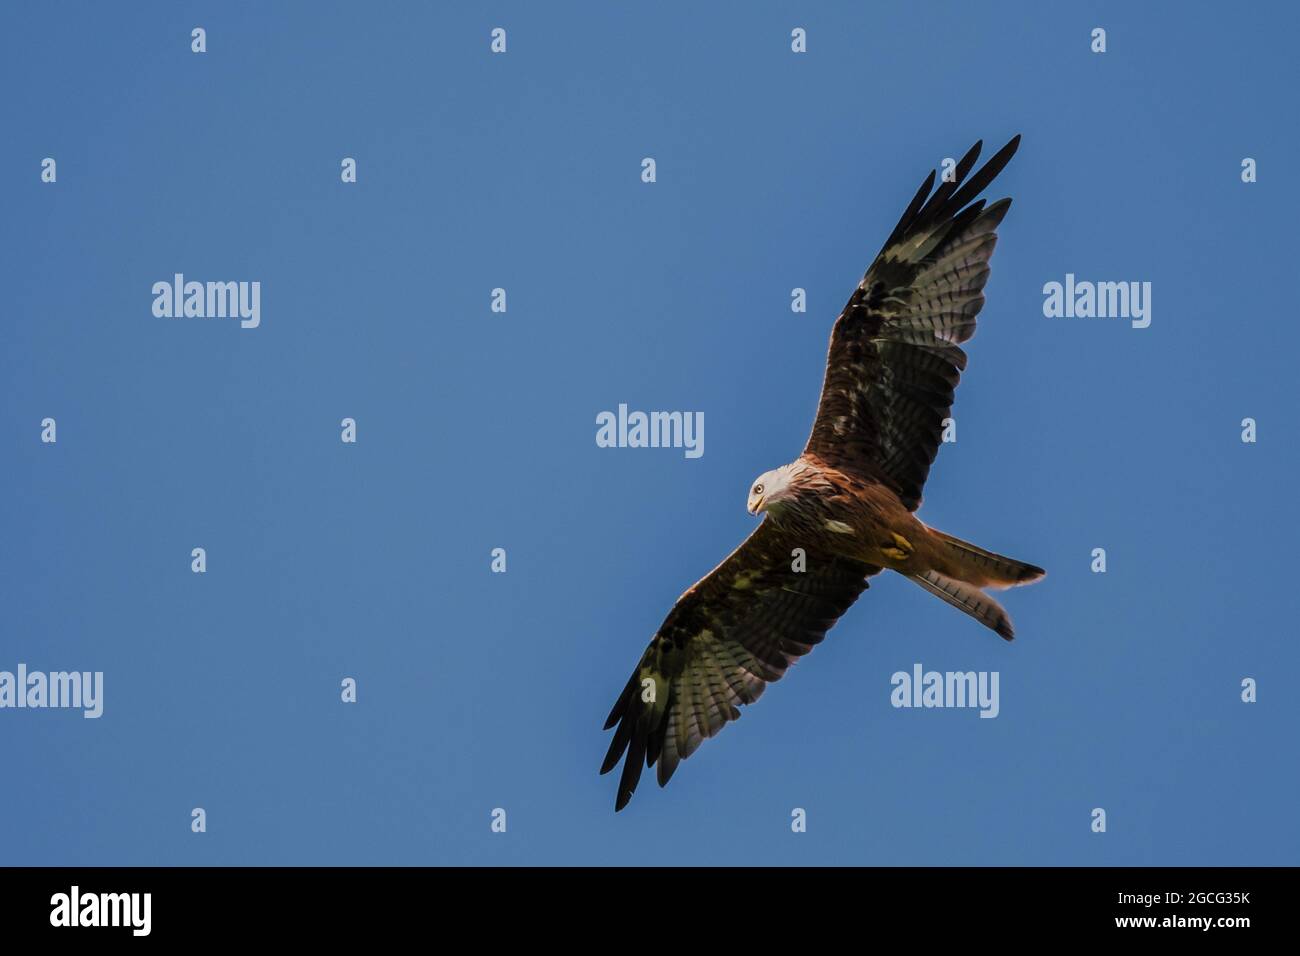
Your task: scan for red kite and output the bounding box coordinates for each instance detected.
[602,136,1043,811]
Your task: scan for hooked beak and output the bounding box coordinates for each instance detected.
[748,496,765,516]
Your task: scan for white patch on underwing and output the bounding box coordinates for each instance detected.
[825,520,855,534]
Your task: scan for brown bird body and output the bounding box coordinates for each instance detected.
[755,453,927,570]
[601,135,1044,811]
[749,452,1042,640]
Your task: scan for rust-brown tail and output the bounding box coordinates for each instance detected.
[908,570,1017,639]
[930,529,1045,590]
[905,530,1044,640]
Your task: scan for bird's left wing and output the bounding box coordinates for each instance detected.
[601,518,879,811]
[803,135,1021,510]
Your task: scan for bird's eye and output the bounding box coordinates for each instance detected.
[754,484,763,495]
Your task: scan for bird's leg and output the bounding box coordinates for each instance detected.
[880,531,914,563]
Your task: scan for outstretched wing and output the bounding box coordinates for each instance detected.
[600,519,879,811]
[804,135,1021,510]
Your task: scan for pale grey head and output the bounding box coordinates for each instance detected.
[746,462,802,515]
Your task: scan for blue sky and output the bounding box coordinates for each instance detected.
[2,1,1296,865]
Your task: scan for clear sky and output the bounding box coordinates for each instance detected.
[2,1,1296,866]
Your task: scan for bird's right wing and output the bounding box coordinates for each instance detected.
[803,135,1020,510]
[600,518,879,811]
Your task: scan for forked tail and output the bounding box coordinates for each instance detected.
[908,530,1045,640]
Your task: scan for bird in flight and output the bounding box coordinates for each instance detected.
[600,135,1044,811]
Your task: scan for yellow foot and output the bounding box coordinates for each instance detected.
[880,532,914,562]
